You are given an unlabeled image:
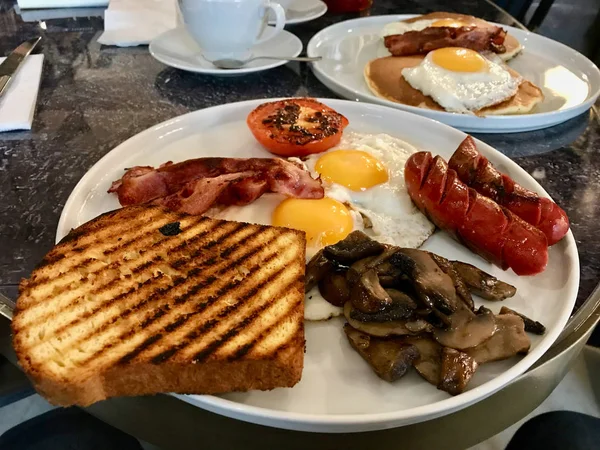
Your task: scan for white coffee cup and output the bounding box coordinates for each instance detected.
[178,0,286,61]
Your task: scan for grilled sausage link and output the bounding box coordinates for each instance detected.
[405,152,548,276]
[448,136,569,246]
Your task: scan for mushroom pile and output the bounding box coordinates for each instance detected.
[306,231,545,395]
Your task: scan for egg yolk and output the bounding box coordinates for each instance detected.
[314,150,389,192]
[272,198,354,248]
[431,47,488,73]
[431,19,465,28]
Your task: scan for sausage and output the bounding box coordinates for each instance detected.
[405,152,548,276]
[448,136,569,245]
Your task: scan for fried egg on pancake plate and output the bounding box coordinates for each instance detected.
[365,48,544,116]
[402,47,521,114]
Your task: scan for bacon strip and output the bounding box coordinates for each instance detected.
[152,173,251,215]
[218,176,269,206]
[384,26,507,56]
[108,157,324,216]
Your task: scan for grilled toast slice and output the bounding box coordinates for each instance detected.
[12,205,306,407]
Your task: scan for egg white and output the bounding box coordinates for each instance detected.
[402,52,521,114]
[302,132,435,249]
[301,132,436,321]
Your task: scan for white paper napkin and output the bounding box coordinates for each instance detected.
[17,0,108,9]
[97,0,179,47]
[0,54,44,133]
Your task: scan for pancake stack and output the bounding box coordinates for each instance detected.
[364,12,544,115]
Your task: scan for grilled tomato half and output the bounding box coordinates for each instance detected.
[247,98,349,157]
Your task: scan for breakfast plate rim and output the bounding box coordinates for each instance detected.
[56,98,579,432]
[149,27,303,75]
[306,14,600,133]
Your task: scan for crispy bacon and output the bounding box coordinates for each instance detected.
[108,157,324,216]
[218,176,269,206]
[152,173,251,215]
[384,26,507,56]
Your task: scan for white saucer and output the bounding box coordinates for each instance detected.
[269,0,328,25]
[149,27,303,76]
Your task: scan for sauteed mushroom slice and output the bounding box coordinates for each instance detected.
[405,319,434,334]
[499,306,546,335]
[350,268,392,313]
[439,348,478,395]
[452,261,517,301]
[348,289,417,323]
[324,230,386,265]
[390,249,459,315]
[318,271,350,307]
[346,248,400,286]
[466,314,531,364]
[344,323,420,382]
[305,249,333,292]
[403,336,478,395]
[344,302,421,337]
[433,305,496,350]
[372,251,406,286]
[403,336,442,386]
[347,255,378,286]
[429,253,474,311]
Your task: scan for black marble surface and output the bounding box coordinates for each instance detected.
[0,0,598,314]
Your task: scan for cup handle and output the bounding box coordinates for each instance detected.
[256,2,286,45]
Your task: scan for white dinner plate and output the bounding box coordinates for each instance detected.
[57,99,579,432]
[149,27,302,76]
[269,0,328,25]
[307,15,600,133]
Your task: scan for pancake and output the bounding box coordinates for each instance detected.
[364,56,543,116]
[402,12,522,61]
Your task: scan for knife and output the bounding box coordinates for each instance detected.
[0,37,42,99]
[0,292,15,321]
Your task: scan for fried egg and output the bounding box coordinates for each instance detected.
[401,47,521,114]
[300,132,435,320]
[209,132,435,321]
[301,132,434,250]
[381,18,468,37]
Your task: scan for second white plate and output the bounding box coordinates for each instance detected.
[307,15,600,133]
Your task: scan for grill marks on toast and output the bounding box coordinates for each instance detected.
[21,214,216,310]
[29,223,301,373]
[79,226,280,366]
[21,221,267,361]
[16,218,241,332]
[114,241,282,365]
[147,257,299,365]
[87,232,297,369]
[230,297,303,361]
[28,208,170,286]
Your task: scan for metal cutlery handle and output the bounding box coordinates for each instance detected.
[0,292,15,321]
[0,75,11,98]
